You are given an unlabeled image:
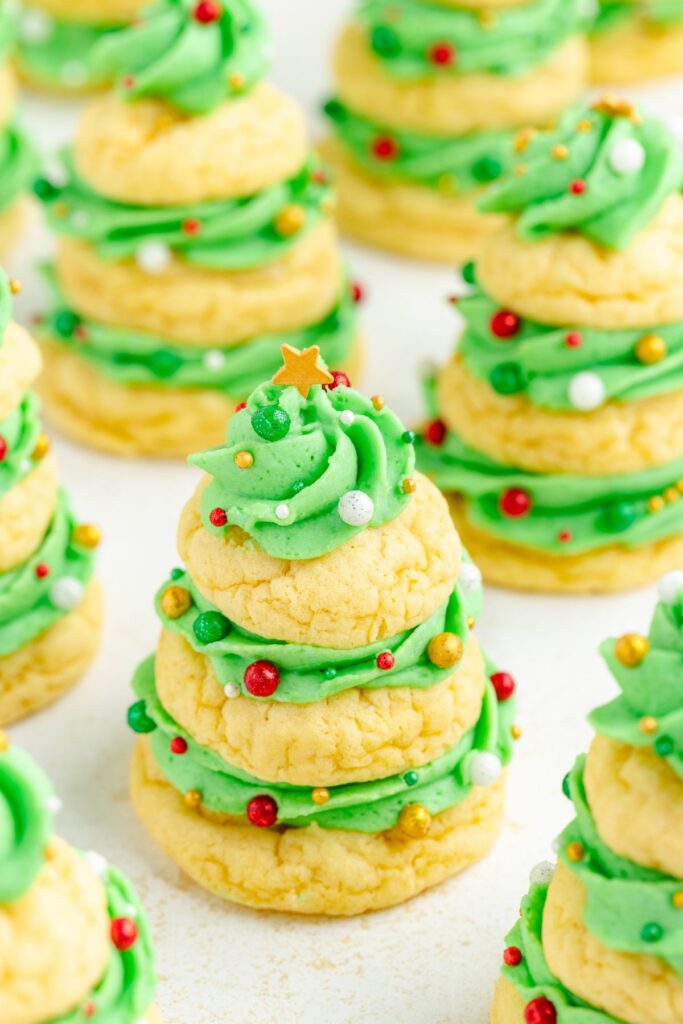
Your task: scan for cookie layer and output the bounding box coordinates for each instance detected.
[0,322,42,421]
[0,453,58,572]
[0,63,16,128]
[20,0,144,24]
[590,20,683,85]
[491,976,525,1024]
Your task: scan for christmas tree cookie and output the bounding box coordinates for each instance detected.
[127,346,517,916]
[418,98,683,594]
[0,271,102,726]
[15,0,146,93]
[589,1,683,85]
[34,0,360,458]
[0,6,38,254]
[0,733,160,1023]
[491,569,683,1024]
[320,0,588,263]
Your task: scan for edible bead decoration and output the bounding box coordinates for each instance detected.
[500,488,532,518]
[184,790,201,808]
[524,997,557,1024]
[373,136,399,161]
[672,892,683,909]
[655,735,675,757]
[402,478,417,494]
[275,204,305,237]
[110,918,138,951]
[209,507,228,527]
[566,841,585,862]
[247,795,278,828]
[161,586,192,619]
[324,370,351,391]
[429,41,455,66]
[568,371,606,410]
[371,395,385,410]
[609,138,646,175]
[490,362,524,395]
[170,737,187,755]
[193,610,231,644]
[491,671,516,702]
[490,310,521,339]
[338,490,374,526]
[72,524,100,548]
[615,633,649,667]
[424,419,447,445]
[50,577,84,610]
[641,922,664,943]
[470,751,502,786]
[399,803,432,838]
[503,946,523,967]
[252,405,291,441]
[234,451,254,469]
[32,432,50,460]
[427,632,463,669]
[127,700,156,734]
[569,179,587,195]
[312,788,330,805]
[635,334,667,364]
[193,0,221,21]
[404,771,419,786]
[639,716,658,735]
[244,660,281,697]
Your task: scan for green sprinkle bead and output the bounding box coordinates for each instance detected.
[655,735,675,757]
[292,480,305,494]
[324,667,337,680]
[323,98,346,123]
[402,430,417,444]
[371,25,400,57]
[490,363,524,395]
[149,349,183,379]
[596,501,638,534]
[472,156,503,183]
[404,771,419,787]
[54,310,81,337]
[252,404,291,442]
[33,177,59,201]
[641,922,664,943]
[170,567,184,580]
[461,261,476,285]
[193,611,231,645]
[562,773,571,799]
[127,700,156,734]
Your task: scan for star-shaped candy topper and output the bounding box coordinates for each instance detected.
[272,344,333,398]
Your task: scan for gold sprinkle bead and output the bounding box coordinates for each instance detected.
[665,487,680,504]
[161,585,192,620]
[275,204,306,237]
[72,524,101,549]
[514,127,536,154]
[9,278,21,295]
[635,333,667,365]
[577,118,594,132]
[566,842,585,862]
[640,716,658,735]
[673,891,683,910]
[229,71,246,90]
[184,789,201,809]
[402,478,417,494]
[615,633,649,667]
[32,432,50,460]
[678,480,683,494]
[234,451,254,469]
[427,632,464,669]
[552,144,569,160]
[0,730,8,752]
[312,788,330,805]
[511,725,523,741]
[399,803,432,838]
[467,616,475,630]
[372,395,385,411]
[648,496,665,514]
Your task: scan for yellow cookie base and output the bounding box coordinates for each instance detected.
[131,737,506,916]
[0,454,58,573]
[590,21,683,85]
[0,579,103,726]
[319,137,503,263]
[37,335,362,458]
[490,976,525,1024]
[20,0,143,27]
[0,321,43,421]
[448,495,683,594]
[0,196,28,256]
[544,862,683,1024]
[437,356,683,476]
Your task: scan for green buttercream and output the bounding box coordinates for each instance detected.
[155,567,478,703]
[0,743,53,904]
[591,584,683,777]
[0,490,96,656]
[358,0,587,77]
[94,0,270,114]
[38,156,331,270]
[193,382,415,561]
[593,1,683,34]
[324,99,516,192]
[16,13,118,90]
[0,393,44,497]
[132,655,515,832]
[457,284,683,409]
[480,101,683,248]
[0,2,16,59]
[415,427,683,556]
[39,274,356,393]
[0,123,39,214]
[50,865,157,1024]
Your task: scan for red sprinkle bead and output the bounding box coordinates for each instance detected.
[490,310,521,339]
[244,660,281,697]
[565,331,582,348]
[110,917,138,951]
[350,282,364,304]
[429,41,455,65]
[35,563,50,579]
[74,325,89,341]
[182,218,201,235]
[209,507,228,527]
[499,488,532,518]
[525,997,557,1024]
[0,436,7,461]
[372,136,399,161]
[312,169,328,184]
[170,737,188,755]
[83,1003,96,1018]
[193,0,221,21]
[570,179,587,195]
[424,419,447,446]
[235,401,247,412]
[122,75,136,89]
[491,672,516,702]
[503,946,523,967]
[324,370,351,390]
[247,794,278,828]
[558,530,573,544]
[376,651,395,671]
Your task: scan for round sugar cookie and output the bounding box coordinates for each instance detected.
[0,63,17,129]
[0,453,59,573]
[491,977,526,1024]
[590,19,683,85]
[0,198,29,257]
[21,0,145,26]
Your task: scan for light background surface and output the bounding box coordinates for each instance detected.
[8,5,683,1022]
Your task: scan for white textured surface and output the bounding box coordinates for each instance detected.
[8,5,683,1022]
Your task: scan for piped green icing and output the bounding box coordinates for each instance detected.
[357,0,587,77]
[131,654,515,832]
[0,393,44,498]
[94,0,270,114]
[0,2,17,60]
[0,124,39,214]
[16,13,119,90]
[38,156,331,270]
[480,101,683,249]
[593,0,683,34]
[0,742,53,904]
[193,381,415,561]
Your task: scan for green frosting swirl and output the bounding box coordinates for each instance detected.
[0,490,97,656]
[154,565,479,703]
[94,0,270,114]
[456,283,683,409]
[324,99,516,193]
[39,273,356,394]
[480,102,683,249]
[0,742,53,904]
[37,157,331,271]
[16,12,119,90]
[0,393,45,498]
[0,124,39,215]
[593,1,683,34]
[416,426,683,556]
[357,0,587,77]
[0,2,16,60]
[131,654,515,832]
[193,381,415,561]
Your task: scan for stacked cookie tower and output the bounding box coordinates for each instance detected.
[35,0,359,457]
[127,346,517,916]
[321,0,587,262]
[589,1,683,84]
[0,6,37,254]
[418,98,683,593]
[492,569,683,1024]
[15,0,146,92]
[0,269,101,726]
[0,733,159,1023]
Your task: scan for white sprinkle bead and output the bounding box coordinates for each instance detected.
[568,371,606,411]
[83,850,108,877]
[46,794,62,814]
[224,683,240,699]
[203,349,226,372]
[529,860,556,886]
[20,8,54,43]
[275,503,290,521]
[338,490,374,527]
[469,751,502,787]
[136,241,171,274]
[658,570,683,605]
[340,410,355,426]
[609,138,646,176]
[459,561,482,595]
[50,577,85,610]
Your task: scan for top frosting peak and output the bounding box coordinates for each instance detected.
[0,737,55,904]
[480,97,683,249]
[191,367,416,561]
[94,0,271,115]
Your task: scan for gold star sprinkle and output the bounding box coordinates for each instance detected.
[273,344,333,398]
[592,95,638,121]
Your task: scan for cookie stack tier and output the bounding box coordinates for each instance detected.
[589,1,683,84]
[128,350,518,916]
[492,569,683,1024]
[0,6,38,253]
[0,270,102,726]
[321,0,588,263]
[418,98,683,593]
[35,0,360,458]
